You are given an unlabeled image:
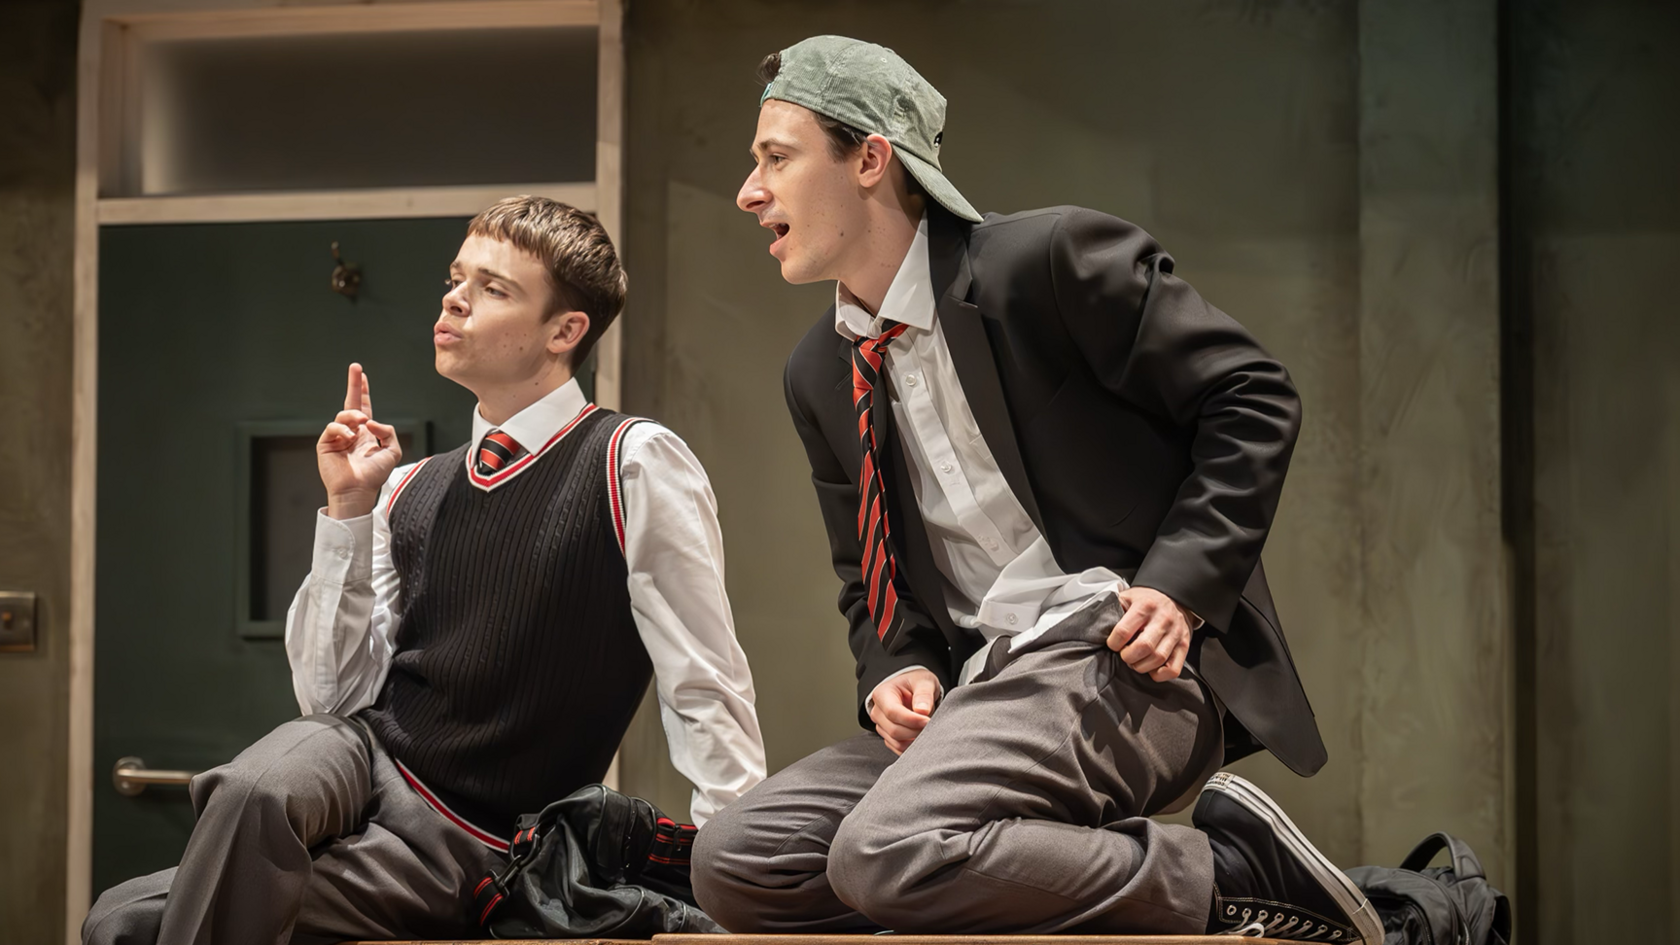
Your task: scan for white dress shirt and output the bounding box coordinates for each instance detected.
[284,378,765,827]
[836,215,1135,690]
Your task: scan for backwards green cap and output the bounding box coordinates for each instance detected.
[760,35,983,224]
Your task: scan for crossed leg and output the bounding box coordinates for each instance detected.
[83,714,501,945]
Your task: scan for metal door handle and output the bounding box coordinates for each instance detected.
[112,756,199,796]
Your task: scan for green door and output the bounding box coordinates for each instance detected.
[92,216,584,895]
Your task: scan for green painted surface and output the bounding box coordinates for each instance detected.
[92,217,485,895]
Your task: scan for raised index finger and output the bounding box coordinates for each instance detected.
[344,363,364,413]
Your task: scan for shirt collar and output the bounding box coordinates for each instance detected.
[834,213,936,341]
[470,377,588,455]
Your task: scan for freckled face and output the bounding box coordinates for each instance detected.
[434,234,560,391]
[737,100,872,285]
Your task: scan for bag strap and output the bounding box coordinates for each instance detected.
[472,815,554,928]
[1399,832,1486,879]
[647,816,698,868]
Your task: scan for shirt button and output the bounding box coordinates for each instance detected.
[337,549,350,561]
[982,538,999,551]
[904,374,918,387]
[1006,613,1019,626]
[939,461,953,474]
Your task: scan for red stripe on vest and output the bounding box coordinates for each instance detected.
[607,417,648,555]
[385,457,434,518]
[394,758,510,853]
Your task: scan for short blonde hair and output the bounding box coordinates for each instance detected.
[467,196,627,367]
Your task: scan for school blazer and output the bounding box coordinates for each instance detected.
[783,206,1326,776]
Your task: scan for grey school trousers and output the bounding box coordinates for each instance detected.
[82,714,504,945]
[693,593,1225,935]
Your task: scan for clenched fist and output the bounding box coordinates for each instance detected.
[868,668,941,755]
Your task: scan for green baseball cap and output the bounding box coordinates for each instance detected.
[760,35,983,224]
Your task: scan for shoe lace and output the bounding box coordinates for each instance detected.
[1218,901,1348,940]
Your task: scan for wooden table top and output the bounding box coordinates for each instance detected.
[344,928,1296,934]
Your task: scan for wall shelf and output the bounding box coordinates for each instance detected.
[96,182,597,225]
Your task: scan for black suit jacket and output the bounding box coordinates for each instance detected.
[783,206,1327,776]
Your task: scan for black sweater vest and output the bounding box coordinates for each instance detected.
[362,407,652,838]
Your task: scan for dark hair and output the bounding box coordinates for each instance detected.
[756,51,926,199]
[466,196,627,369]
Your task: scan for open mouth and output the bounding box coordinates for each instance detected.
[769,222,790,255]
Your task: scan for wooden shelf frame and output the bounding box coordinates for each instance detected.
[96,182,599,226]
[112,0,600,42]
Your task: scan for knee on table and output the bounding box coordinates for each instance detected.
[827,811,939,929]
[690,796,784,931]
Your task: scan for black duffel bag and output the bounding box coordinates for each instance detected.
[470,783,724,937]
[1344,832,1512,945]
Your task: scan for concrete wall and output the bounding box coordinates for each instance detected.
[617,0,1512,889]
[1356,0,1509,886]
[3,0,1670,939]
[0,2,80,944]
[1520,2,1680,942]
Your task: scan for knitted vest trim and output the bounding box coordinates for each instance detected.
[465,402,601,491]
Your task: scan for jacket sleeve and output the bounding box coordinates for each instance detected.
[1047,208,1301,631]
[783,357,952,728]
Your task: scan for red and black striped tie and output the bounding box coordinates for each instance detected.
[852,322,911,642]
[475,429,527,476]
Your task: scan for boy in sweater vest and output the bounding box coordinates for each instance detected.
[84,197,766,945]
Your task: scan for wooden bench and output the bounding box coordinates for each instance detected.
[347,928,1296,934]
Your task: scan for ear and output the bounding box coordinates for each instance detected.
[546,309,591,359]
[857,134,894,189]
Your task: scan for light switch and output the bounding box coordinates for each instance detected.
[0,591,37,652]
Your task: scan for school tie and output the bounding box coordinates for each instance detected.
[852,321,912,642]
[475,429,527,476]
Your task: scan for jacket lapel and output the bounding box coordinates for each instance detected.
[928,214,1046,535]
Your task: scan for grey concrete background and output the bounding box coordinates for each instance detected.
[1353,0,1508,892]
[0,3,80,945]
[2,0,1676,942]
[1520,1,1680,941]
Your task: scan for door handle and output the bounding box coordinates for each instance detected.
[112,756,199,797]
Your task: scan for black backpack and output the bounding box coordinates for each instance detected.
[470,783,724,938]
[1344,833,1512,945]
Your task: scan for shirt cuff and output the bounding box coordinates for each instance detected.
[863,665,946,714]
[312,509,373,585]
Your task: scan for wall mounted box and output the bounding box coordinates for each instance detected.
[0,591,37,652]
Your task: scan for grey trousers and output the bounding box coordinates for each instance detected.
[693,593,1225,935]
[82,714,504,945]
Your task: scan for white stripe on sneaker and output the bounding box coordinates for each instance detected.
[1205,772,1384,945]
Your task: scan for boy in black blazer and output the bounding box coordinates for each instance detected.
[691,35,1379,944]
